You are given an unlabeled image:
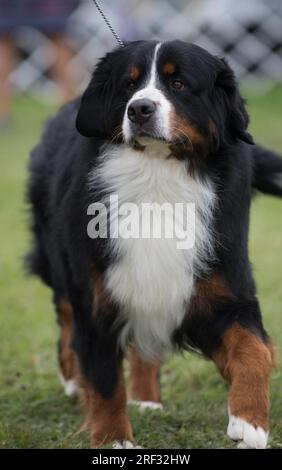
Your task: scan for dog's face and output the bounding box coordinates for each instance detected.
[76,40,253,155]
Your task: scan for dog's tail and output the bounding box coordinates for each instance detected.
[252,145,282,197]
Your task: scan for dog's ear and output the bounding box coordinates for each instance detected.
[76,58,116,138]
[76,78,103,137]
[213,59,254,145]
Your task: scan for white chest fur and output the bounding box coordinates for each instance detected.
[89,143,216,359]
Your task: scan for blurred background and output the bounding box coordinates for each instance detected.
[0,0,281,449]
[0,0,282,120]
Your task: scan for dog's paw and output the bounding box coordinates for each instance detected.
[127,399,163,412]
[227,414,268,449]
[112,440,142,449]
[58,372,79,397]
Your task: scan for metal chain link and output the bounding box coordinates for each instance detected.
[92,0,125,47]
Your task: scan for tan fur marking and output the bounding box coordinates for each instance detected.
[190,274,233,314]
[128,346,161,402]
[169,108,208,156]
[58,300,77,380]
[213,324,274,431]
[80,365,134,447]
[130,66,140,81]
[92,271,111,314]
[163,62,175,75]
[208,118,219,149]
[197,274,232,300]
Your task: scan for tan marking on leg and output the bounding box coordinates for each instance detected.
[128,346,161,403]
[130,66,140,81]
[163,62,175,75]
[80,364,134,447]
[196,273,232,299]
[189,273,234,314]
[213,324,274,431]
[58,300,77,381]
[92,271,111,315]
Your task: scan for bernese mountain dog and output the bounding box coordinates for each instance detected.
[27,40,282,449]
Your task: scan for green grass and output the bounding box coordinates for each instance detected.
[0,88,281,449]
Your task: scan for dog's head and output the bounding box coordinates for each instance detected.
[76,40,253,156]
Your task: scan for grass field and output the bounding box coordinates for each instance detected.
[0,87,281,449]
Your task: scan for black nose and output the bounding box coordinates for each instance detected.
[127,99,156,124]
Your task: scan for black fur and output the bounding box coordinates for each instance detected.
[252,145,282,197]
[27,40,282,398]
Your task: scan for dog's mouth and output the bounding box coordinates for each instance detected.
[128,131,193,157]
[130,131,170,151]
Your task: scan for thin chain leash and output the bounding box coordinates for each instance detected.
[92,0,125,47]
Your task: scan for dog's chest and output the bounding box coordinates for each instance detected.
[91,144,215,358]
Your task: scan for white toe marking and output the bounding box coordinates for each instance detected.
[58,372,78,397]
[127,399,163,412]
[227,414,268,449]
[112,440,141,449]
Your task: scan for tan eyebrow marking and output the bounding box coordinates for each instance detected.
[130,66,140,80]
[163,63,176,75]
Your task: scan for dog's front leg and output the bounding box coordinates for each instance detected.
[213,323,274,449]
[70,280,135,448]
[127,345,163,411]
[79,360,134,448]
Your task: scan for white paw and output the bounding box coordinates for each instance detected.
[127,399,163,412]
[58,372,78,397]
[227,414,268,449]
[112,440,142,449]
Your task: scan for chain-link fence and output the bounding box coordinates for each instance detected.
[7,0,282,99]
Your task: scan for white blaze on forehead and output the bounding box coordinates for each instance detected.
[123,42,172,142]
[148,42,161,87]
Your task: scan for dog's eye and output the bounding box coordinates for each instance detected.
[126,80,136,91]
[171,80,185,91]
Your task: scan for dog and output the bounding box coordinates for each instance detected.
[27,40,282,449]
